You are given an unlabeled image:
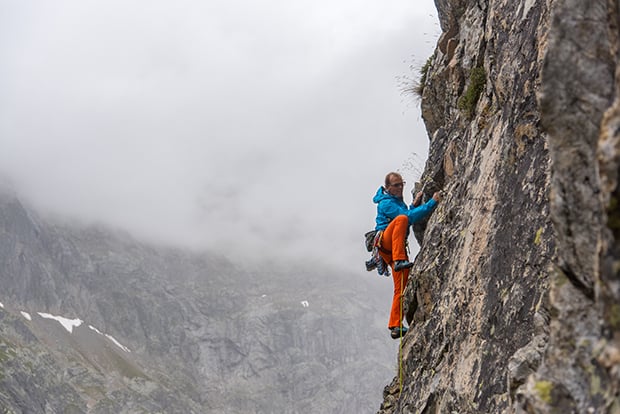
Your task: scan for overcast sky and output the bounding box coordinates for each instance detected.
[0,0,440,271]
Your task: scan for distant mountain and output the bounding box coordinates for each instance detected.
[0,194,396,413]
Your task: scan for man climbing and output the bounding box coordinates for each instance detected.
[373,172,441,339]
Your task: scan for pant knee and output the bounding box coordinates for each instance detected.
[395,215,408,225]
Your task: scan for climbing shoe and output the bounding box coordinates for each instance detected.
[390,326,408,339]
[394,260,414,271]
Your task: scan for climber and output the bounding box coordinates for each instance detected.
[373,172,441,339]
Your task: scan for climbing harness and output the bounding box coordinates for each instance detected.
[365,230,390,277]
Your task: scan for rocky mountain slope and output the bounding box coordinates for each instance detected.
[0,194,396,413]
[379,0,620,413]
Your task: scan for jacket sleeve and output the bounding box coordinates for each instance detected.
[407,198,437,224]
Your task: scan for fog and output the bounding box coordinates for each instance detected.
[0,0,440,271]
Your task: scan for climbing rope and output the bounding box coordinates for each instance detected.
[398,268,405,399]
[397,247,411,400]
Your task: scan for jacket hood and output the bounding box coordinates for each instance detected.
[373,187,394,204]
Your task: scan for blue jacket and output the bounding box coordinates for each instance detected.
[373,187,437,230]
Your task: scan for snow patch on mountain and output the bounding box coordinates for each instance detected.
[38,312,82,333]
[89,325,131,353]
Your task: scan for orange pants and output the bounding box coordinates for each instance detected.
[378,215,410,329]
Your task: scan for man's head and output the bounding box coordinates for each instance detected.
[384,172,405,198]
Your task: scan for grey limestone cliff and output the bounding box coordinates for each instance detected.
[379,0,620,413]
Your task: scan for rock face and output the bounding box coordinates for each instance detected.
[0,194,395,413]
[379,0,620,413]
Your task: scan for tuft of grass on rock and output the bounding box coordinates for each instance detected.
[415,56,433,98]
[398,55,434,102]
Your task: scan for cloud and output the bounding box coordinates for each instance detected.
[0,0,440,269]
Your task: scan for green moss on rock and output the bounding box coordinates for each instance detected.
[607,303,620,330]
[458,67,486,118]
[607,197,620,230]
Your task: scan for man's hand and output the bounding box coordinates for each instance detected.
[432,192,442,202]
[412,191,424,207]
